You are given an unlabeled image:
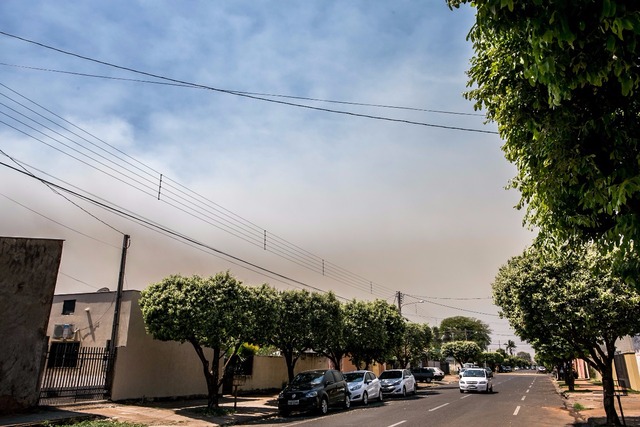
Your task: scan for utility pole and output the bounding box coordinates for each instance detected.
[397,291,404,315]
[106,234,130,397]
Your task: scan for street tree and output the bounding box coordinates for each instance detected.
[393,323,433,369]
[441,341,482,369]
[265,289,315,383]
[478,351,504,371]
[308,292,346,370]
[516,352,532,364]
[440,316,491,350]
[447,0,640,271]
[343,299,386,369]
[493,244,640,425]
[139,272,259,409]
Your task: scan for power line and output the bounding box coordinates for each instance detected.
[0,62,486,117]
[0,31,497,135]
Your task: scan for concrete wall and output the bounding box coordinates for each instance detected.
[0,237,63,414]
[237,354,330,392]
[110,293,210,400]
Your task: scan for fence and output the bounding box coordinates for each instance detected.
[39,344,115,405]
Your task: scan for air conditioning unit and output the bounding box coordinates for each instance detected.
[52,324,74,339]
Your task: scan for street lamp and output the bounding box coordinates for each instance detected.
[396,291,424,315]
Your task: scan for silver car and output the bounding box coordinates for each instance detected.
[344,370,383,405]
[379,369,416,397]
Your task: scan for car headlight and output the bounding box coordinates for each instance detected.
[350,384,362,391]
[479,381,487,384]
[305,390,318,398]
[460,380,466,385]
[391,380,401,386]
[278,391,285,398]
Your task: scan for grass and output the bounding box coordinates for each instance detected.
[573,403,587,411]
[192,406,236,417]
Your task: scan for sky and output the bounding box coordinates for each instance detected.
[0,1,536,355]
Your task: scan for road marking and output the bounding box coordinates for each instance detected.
[388,421,407,427]
[526,389,530,393]
[429,403,450,412]
[521,396,526,401]
[513,406,521,415]
[460,394,471,399]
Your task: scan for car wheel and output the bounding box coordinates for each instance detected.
[362,391,368,406]
[459,389,464,393]
[279,409,290,417]
[378,390,384,402]
[343,394,351,410]
[319,397,329,415]
[402,386,407,397]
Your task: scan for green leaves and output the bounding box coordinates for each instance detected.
[448,0,640,266]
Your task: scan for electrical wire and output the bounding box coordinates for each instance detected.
[0,31,497,134]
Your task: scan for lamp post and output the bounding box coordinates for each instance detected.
[396,291,424,316]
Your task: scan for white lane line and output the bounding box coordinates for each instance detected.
[521,396,526,401]
[388,421,407,427]
[526,389,530,393]
[429,403,450,412]
[460,394,472,399]
[513,405,521,415]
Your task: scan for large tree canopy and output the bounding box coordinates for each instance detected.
[439,316,491,350]
[448,0,640,260]
[492,244,640,425]
[139,272,260,409]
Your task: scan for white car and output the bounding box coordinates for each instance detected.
[344,370,383,405]
[379,369,416,397]
[459,368,493,393]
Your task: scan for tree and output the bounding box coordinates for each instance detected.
[441,341,482,369]
[478,351,504,372]
[139,272,259,409]
[440,316,491,350]
[308,292,346,370]
[516,352,532,364]
[493,244,640,425]
[393,323,433,369]
[447,0,640,270]
[505,340,516,356]
[265,289,315,383]
[343,299,387,369]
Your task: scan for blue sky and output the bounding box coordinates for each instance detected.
[0,1,535,354]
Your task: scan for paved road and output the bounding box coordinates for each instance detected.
[239,373,576,427]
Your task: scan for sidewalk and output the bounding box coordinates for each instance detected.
[560,378,640,426]
[0,393,279,427]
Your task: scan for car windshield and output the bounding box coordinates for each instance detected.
[344,372,364,383]
[291,372,325,385]
[379,371,402,379]
[463,370,485,378]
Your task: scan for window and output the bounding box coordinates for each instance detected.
[62,299,76,315]
[48,342,80,368]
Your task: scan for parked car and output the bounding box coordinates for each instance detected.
[410,367,434,383]
[277,369,351,416]
[484,367,493,378]
[459,368,493,393]
[429,367,446,381]
[537,366,547,373]
[379,369,416,397]
[344,370,382,405]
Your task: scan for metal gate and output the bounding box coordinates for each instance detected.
[38,344,115,405]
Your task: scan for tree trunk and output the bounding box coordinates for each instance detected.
[565,362,575,392]
[601,361,621,426]
[284,350,296,383]
[190,340,219,410]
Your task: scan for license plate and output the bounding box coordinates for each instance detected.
[288,399,299,405]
